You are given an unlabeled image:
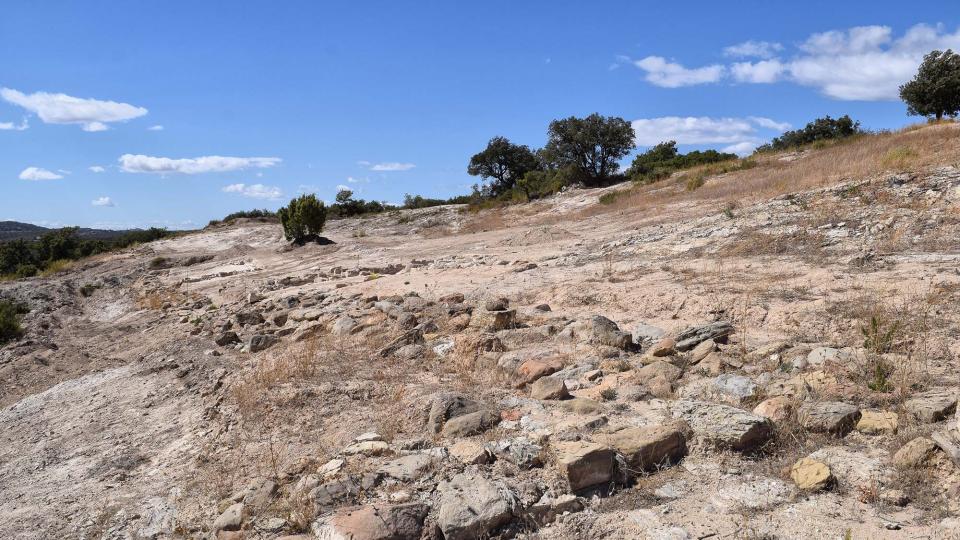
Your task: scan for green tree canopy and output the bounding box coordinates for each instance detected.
[467,136,540,197]
[278,194,327,242]
[541,113,635,186]
[900,49,960,120]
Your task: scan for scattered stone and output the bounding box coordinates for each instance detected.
[530,376,570,400]
[318,458,345,478]
[331,316,359,336]
[561,398,603,415]
[484,297,510,311]
[712,374,757,403]
[905,389,957,423]
[248,334,278,353]
[471,309,516,332]
[671,400,773,452]
[632,323,667,346]
[893,437,938,469]
[376,454,435,482]
[752,396,794,423]
[213,503,244,532]
[573,315,632,349]
[214,331,240,346]
[492,437,544,469]
[448,440,492,465]
[600,423,687,473]
[674,321,733,351]
[798,402,861,435]
[553,441,616,491]
[856,411,898,435]
[378,328,424,357]
[441,410,500,438]
[436,472,514,540]
[807,346,851,366]
[236,311,264,326]
[343,440,391,456]
[315,502,429,540]
[648,337,676,357]
[790,458,833,490]
[515,357,564,386]
[428,393,482,433]
[636,361,681,384]
[690,339,716,363]
[527,494,583,526]
[395,343,426,360]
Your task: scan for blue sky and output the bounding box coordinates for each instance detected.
[2,1,958,229]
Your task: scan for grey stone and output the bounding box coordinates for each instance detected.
[798,402,861,435]
[427,392,482,433]
[248,334,278,353]
[441,409,500,438]
[675,321,733,351]
[905,389,957,423]
[436,472,514,540]
[671,399,773,452]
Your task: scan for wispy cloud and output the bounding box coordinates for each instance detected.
[0,117,28,131]
[89,165,106,173]
[632,56,725,88]
[631,116,790,156]
[222,183,284,200]
[147,125,164,131]
[19,167,64,181]
[119,154,281,174]
[1,87,147,131]
[91,196,115,207]
[723,40,783,59]
[336,184,351,192]
[631,23,960,101]
[368,162,415,172]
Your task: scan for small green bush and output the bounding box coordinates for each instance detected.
[278,194,327,242]
[0,300,25,345]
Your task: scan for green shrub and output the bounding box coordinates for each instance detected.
[627,140,738,183]
[0,300,25,345]
[756,115,863,153]
[598,192,619,205]
[278,194,327,242]
[15,264,37,278]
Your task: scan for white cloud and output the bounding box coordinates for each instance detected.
[631,116,790,156]
[147,125,164,131]
[0,118,28,131]
[82,121,109,132]
[636,23,960,101]
[723,40,783,59]
[1,88,147,131]
[633,56,725,88]
[747,116,791,131]
[18,167,64,181]
[91,196,115,207]
[336,184,351,192]
[89,165,106,173]
[368,162,415,172]
[730,60,785,83]
[222,183,283,200]
[721,141,760,156]
[119,154,281,174]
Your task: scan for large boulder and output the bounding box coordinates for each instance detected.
[248,334,278,353]
[600,423,687,473]
[530,376,570,400]
[905,389,957,423]
[236,311,264,326]
[427,392,483,434]
[441,410,500,438]
[553,441,616,491]
[570,315,632,349]
[436,472,514,540]
[797,402,861,435]
[671,400,773,452]
[314,502,429,540]
[674,321,733,351]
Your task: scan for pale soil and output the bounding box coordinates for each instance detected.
[3,162,960,539]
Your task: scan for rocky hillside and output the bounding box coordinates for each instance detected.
[3,125,960,539]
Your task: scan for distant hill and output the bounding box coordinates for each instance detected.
[0,221,141,242]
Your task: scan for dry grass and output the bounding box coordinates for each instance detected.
[578,123,960,220]
[39,259,74,277]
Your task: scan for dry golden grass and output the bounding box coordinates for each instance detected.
[580,122,960,219]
